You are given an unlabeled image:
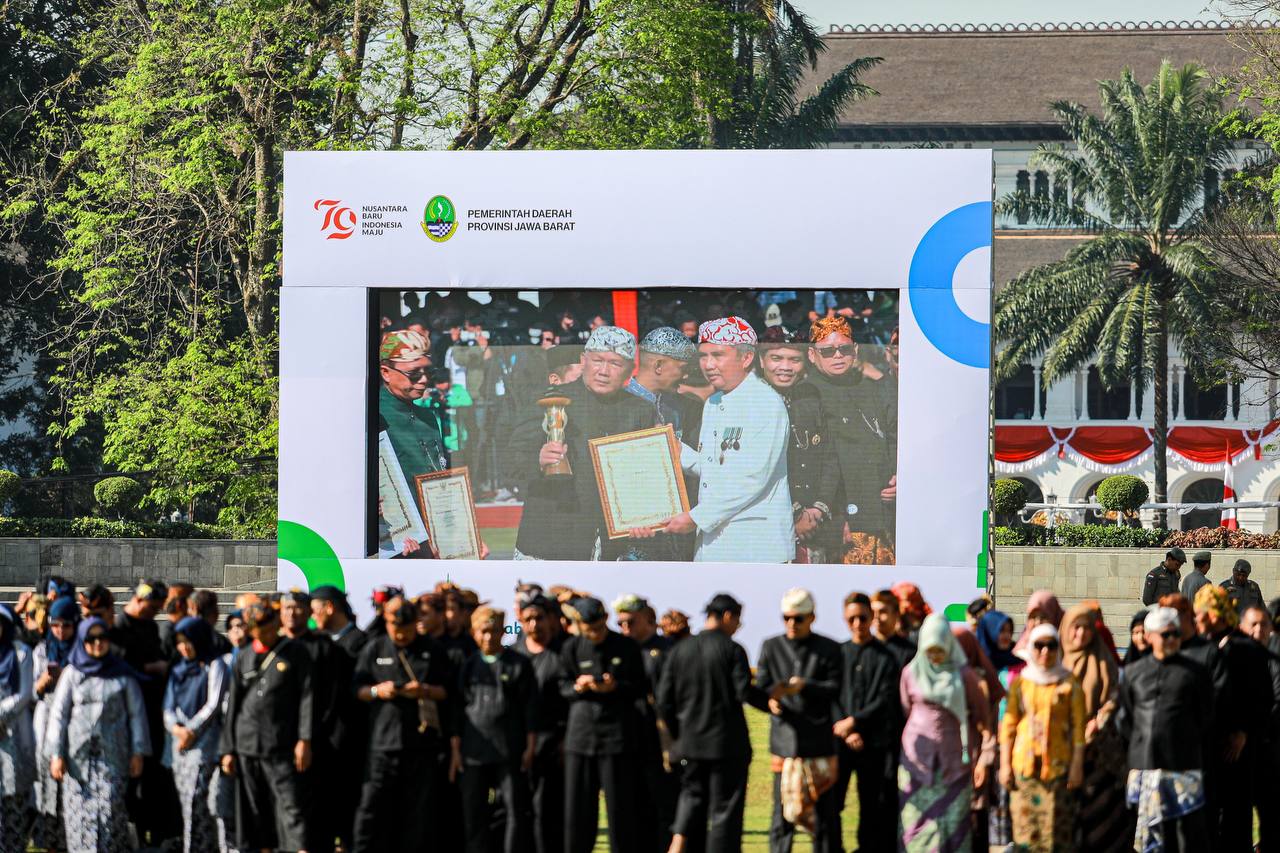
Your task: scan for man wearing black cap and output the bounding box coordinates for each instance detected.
[1221,558,1265,616]
[352,596,453,849]
[657,593,762,853]
[558,597,647,853]
[512,594,569,853]
[1180,550,1213,603]
[220,600,314,853]
[310,586,368,851]
[112,578,181,844]
[1142,548,1186,606]
[281,589,342,852]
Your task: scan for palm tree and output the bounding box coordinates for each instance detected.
[711,0,880,148]
[994,61,1235,527]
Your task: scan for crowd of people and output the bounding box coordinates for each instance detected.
[377,295,900,565]
[2,571,1278,852]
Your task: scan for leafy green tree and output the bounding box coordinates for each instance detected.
[994,62,1234,525]
[94,476,142,519]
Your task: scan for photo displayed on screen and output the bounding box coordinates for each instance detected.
[369,288,899,565]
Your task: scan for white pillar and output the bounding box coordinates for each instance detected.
[1127,381,1137,421]
[1226,381,1235,421]
[1173,365,1184,422]
[1032,365,1043,420]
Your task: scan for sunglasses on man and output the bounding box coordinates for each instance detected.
[815,344,856,358]
[389,366,431,383]
[1033,639,1059,652]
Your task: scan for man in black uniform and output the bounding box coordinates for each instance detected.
[513,595,569,853]
[757,327,837,563]
[755,587,843,853]
[869,589,916,670]
[558,597,647,853]
[1220,558,1265,616]
[1241,604,1280,851]
[615,594,675,850]
[111,579,181,844]
[1193,584,1274,849]
[280,589,342,853]
[219,600,314,853]
[451,606,538,853]
[1142,547,1186,605]
[351,596,452,850]
[1118,606,1214,850]
[310,586,368,851]
[438,583,482,660]
[831,592,899,853]
[657,593,763,853]
[510,326,653,560]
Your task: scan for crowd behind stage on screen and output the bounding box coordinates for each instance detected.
[4,575,1278,853]
[375,288,900,565]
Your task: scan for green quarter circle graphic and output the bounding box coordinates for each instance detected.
[277,520,346,590]
[422,195,458,242]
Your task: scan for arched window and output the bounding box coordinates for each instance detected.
[1203,168,1220,207]
[1013,477,1044,505]
[1180,478,1224,531]
[995,365,1045,419]
[1086,366,1132,420]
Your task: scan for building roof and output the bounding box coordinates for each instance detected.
[815,21,1261,140]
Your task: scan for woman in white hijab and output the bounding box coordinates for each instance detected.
[998,623,1086,851]
[898,613,990,852]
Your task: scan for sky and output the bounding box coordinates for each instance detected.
[796,0,1243,30]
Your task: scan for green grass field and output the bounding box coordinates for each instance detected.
[595,706,860,851]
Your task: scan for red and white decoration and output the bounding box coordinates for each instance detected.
[995,420,1280,474]
[1221,444,1238,530]
[698,316,758,345]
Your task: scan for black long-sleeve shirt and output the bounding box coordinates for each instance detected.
[559,631,646,756]
[656,627,761,761]
[755,632,843,758]
[220,637,314,759]
[353,633,453,753]
[836,639,898,749]
[1214,631,1275,739]
[454,649,538,765]
[512,634,569,748]
[1118,652,1213,771]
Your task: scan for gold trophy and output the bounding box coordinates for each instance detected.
[538,395,573,476]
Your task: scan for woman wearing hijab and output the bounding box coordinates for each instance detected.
[1061,603,1130,851]
[163,617,229,853]
[998,623,1085,851]
[975,610,1020,848]
[1123,609,1149,665]
[0,605,34,852]
[950,627,1002,850]
[48,617,150,853]
[32,596,78,850]
[1011,590,1064,660]
[890,582,932,642]
[898,613,990,852]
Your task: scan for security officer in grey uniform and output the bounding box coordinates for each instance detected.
[1180,550,1213,603]
[1221,558,1265,616]
[1142,547,1186,606]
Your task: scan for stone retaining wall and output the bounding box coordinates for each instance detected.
[0,538,277,589]
[993,546,1280,631]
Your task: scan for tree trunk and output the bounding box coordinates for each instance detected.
[244,134,279,368]
[1152,299,1169,529]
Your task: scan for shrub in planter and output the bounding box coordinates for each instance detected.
[94,477,143,520]
[992,479,1028,526]
[1094,475,1149,514]
[0,470,19,510]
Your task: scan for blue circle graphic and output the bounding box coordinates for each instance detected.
[908,201,992,369]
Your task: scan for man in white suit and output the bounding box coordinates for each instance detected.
[659,316,793,562]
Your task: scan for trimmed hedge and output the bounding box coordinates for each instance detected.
[992,479,1028,516]
[994,524,1280,549]
[0,517,270,540]
[94,476,142,517]
[1095,475,1149,513]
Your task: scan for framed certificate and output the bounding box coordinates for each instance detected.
[413,467,483,560]
[377,431,430,557]
[589,425,690,539]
